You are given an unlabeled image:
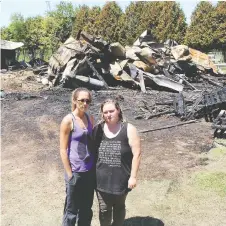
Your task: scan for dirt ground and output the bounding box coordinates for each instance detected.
[1,70,226,226]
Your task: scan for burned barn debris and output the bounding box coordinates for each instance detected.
[173,87,226,137]
[45,30,225,92]
[174,88,226,120]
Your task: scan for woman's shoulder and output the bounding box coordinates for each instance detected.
[126,123,140,141]
[61,114,73,125]
[126,122,138,133]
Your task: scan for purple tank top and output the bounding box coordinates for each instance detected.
[67,113,94,172]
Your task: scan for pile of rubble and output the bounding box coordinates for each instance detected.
[43,30,225,92]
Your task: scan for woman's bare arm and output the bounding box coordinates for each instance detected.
[127,123,141,189]
[60,115,73,179]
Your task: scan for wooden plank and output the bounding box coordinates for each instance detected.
[86,58,109,89]
[138,71,146,93]
[139,120,197,133]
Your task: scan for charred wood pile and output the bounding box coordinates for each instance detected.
[45,30,225,92]
[173,88,226,137]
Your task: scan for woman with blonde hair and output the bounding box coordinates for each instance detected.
[60,87,95,226]
[93,99,141,226]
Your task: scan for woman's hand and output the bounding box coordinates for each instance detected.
[67,172,73,180]
[128,176,137,189]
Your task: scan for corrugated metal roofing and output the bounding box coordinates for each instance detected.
[1,40,24,50]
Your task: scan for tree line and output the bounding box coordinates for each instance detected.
[1,1,226,60]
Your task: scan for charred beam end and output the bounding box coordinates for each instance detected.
[173,92,186,116]
[146,110,175,120]
[212,125,226,130]
[185,93,205,120]
[76,29,82,40]
[175,74,199,90]
[85,58,109,89]
[138,120,197,133]
[138,71,146,93]
[199,74,224,88]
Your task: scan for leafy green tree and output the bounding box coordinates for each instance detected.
[84,6,101,36]
[6,13,26,42]
[144,1,187,44]
[118,1,148,45]
[47,1,75,43]
[119,1,186,45]
[141,1,162,37]
[185,1,215,51]
[96,1,123,42]
[214,1,226,49]
[39,16,60,59]
[1,27,12,40]
[72,5,90,38]
[23,16,45,59]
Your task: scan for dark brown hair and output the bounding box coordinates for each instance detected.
[100,99,123,122]
[71,87,91,111]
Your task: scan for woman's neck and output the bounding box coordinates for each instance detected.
[73,109,85,118]
[105,121,121,133]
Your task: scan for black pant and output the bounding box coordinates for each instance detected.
[96,190,128,226]
[62,171,95,226]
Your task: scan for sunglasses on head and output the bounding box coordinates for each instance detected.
[77,99,91,104]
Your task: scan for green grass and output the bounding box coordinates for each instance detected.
[193,172,226,197]
[208,147,226,160]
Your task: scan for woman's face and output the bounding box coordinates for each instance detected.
[102,103,120,124]
[75,91,91,112]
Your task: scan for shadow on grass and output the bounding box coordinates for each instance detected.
[124,216,164,226]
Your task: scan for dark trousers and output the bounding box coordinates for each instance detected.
[96,190,128,226]
[62,171,95,226]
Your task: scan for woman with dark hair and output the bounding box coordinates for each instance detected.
[93,99,141,226]
[60,87,95,226]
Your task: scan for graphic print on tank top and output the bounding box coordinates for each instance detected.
[77,131,91,161]
[98,140,122,167]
